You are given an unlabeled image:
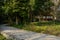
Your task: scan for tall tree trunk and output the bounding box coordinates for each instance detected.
[39,13,41,22]
[16,16,18,25]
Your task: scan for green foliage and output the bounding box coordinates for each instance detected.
[12,21,60,36]
[0,34,6,40]
[35,0,54,15]
[0,0,54,24]
[0,0,60,39]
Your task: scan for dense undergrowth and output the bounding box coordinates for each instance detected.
[12,21,60,36]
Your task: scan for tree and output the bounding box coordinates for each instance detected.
[0,0,4,24]
[1,0,54,25]
[34,0,54,21]
[2,0,30,25]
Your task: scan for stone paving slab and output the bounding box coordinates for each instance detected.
[0,25,60,40]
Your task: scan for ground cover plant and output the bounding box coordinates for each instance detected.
[13,21,60,36]
[0,34,6,40]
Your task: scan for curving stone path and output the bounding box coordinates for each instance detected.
[0,25,60,40]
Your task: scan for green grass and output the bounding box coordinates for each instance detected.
[0,34,6,40]
[13,21,60,36]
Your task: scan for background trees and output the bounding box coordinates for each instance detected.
[34,0,54,21]
[0,0,54,25]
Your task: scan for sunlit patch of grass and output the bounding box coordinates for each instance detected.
[0,34,6,40]
[23,25,60,36]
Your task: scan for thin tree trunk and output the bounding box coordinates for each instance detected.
[16,16,18,25]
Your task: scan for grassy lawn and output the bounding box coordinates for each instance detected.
[13,21,60,36]
[0,34,6,40]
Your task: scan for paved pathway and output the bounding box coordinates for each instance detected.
[0,25,60,40]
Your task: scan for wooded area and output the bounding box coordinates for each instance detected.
[1,0,60,40]
[0,0,59,25]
